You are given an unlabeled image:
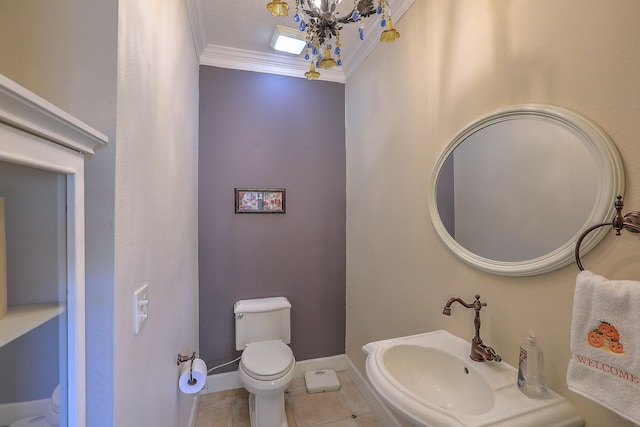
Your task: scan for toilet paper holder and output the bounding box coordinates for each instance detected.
[177,352,198,386]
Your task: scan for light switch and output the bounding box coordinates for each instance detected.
[134,283,149,334]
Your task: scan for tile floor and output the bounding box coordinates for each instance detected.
[195,370,384,427]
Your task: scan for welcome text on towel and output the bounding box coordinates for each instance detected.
[574,354,639,384]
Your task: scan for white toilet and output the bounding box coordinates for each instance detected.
[9,385,60,427]
[234,297,296,427]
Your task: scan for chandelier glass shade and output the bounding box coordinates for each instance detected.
[266,0,400,80]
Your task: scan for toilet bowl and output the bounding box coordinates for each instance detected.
[238,340,296,427]
[9,385,60,427]
[234,297,296,427]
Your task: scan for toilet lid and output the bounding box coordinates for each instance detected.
[241,340,294,380]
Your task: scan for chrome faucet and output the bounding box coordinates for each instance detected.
[442,294,502,362]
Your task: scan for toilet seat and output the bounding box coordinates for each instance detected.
[241,340,294,381]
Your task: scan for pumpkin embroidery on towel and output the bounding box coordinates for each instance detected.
[587,321,625,355]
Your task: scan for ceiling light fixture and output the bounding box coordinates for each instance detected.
[265,0,400,80]
[270,25,307,55]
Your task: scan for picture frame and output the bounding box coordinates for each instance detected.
[235,188,286,214]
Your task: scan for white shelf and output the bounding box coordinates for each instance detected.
[0,303,65,347]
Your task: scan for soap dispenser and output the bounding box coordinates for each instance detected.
[517,330,548,399]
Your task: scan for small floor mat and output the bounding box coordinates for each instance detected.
[304,369,341,393]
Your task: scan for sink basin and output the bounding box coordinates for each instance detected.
[363,330,584,427]
[382,344,494,415]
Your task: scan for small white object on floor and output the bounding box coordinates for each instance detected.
[304,369,340,393]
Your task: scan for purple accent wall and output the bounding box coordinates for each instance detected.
[198,66,346,369]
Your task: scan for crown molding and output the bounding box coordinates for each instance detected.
[200,45,346,83]
[343,0,415,80]
[194,0,415,83]
[186,0,207,57]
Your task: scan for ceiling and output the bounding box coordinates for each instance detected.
[186,0,415,83]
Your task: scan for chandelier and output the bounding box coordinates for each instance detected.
[266,0,400,80]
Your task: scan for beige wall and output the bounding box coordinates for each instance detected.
[114,0,199,426]
[0,0,200,426]
[345,2,640,427]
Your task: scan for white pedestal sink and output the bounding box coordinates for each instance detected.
[363,330,584,427]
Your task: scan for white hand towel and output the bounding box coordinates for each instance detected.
[567,270,640,424]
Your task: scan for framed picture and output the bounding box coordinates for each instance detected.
[235,188,286,214]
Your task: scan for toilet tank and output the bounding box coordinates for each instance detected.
[234,297,291,350]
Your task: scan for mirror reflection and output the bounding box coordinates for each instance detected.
[430,105,624,276]
[437,118,598,262]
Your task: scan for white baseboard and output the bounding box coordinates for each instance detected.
[344,357,402,427]
[200,369,241,394]
[293,354,348,378]
[200,354,348,394]
[197,353,400,427]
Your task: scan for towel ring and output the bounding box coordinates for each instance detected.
[575,195,640,271]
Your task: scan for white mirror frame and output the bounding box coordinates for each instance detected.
[428,104,625,276]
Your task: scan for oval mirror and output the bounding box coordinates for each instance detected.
[428,104,624,276]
